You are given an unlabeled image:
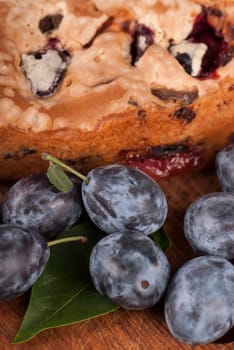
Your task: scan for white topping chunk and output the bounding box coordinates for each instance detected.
[21,50,67,98]
[170,41,208,77]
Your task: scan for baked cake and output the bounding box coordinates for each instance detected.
[0,0,234,180]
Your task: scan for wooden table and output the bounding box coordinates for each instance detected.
[0,167,233,350]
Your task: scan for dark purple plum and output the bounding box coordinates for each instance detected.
[89,231,170,310]
[216,144,234,192]
[2,173,83,240]
[184,192,234,260]
[0,224,49,300]
[82,164,168,235]
[164,255,234,345]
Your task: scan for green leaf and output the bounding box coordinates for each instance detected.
[14,222,118,344]
[150,227,171,252]
[47,163,73,193]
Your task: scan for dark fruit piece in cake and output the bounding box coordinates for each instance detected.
[171,7,233,79]
[188,8,232,78]
[122,21,155,64]
[174,53,192,75]
[39,14,63,33]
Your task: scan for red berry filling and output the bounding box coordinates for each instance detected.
[187,7,233,79]
[120,145,203,179]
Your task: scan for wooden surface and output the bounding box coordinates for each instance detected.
[0,167,233,350]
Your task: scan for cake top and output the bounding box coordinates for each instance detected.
[0,0,233,132]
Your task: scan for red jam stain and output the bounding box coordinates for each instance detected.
[187,8,232,79]
[120,147,203,179]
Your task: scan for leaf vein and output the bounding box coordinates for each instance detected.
[36,282,90,328]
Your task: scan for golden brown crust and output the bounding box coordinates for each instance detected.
[0,0,234,180]
[1,77,234,180]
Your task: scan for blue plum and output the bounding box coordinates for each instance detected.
[82,164,168,235]
[89,231,170,310]
[0,224,49,300]
[216,144,234,192]
[184,192,234,260]
[2,173,83,240]
[164,255,234,345]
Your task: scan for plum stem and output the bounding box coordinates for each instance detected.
[42,153,89,183]
[48,236,88,247]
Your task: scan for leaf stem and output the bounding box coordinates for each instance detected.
[42,153,89,184]
[48,236,88,247]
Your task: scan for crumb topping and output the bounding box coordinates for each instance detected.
[0,0,233,132]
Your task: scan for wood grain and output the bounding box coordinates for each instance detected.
[0,167,233,350]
